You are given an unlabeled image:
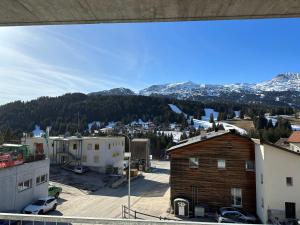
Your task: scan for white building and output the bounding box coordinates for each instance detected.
[0,159,49,212]
[287,131,300,153]
[22,136,125,174]
[255,140,300,223]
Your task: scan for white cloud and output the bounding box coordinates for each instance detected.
[0,27,138,105]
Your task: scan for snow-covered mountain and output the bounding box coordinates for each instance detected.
[139,73,300,97]
[254,73,300,92]
[89,73,300,106]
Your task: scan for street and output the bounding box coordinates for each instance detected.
[50,161,172,219]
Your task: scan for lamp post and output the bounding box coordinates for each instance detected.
[122,134,131,219]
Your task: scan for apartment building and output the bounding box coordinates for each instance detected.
[287,131,300,153]
[22,136,125,174]
[255,140,300,223]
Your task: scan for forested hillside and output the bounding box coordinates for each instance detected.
[0,94,203,137]
[0,93,295,142]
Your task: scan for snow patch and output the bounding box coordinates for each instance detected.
[32,125,45,137]
[168,104,182,114]
[202,108,219,121]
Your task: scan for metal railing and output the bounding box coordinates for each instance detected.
[0,213,223,225]
[122,205,178,221]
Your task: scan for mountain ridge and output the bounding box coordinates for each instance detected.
[89,73,300,98]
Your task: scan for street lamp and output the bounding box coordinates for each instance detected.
[122,134,131,219]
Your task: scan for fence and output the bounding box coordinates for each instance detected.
[122,205,177,221]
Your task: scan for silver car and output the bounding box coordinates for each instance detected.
[216,207,257,223]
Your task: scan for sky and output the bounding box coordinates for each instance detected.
[1,18,300,104]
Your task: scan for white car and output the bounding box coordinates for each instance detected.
[23,197,57,214]
[216,207,257,223]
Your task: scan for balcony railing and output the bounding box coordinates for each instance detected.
[0,213,228,225]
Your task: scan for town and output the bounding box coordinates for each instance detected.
[1,103,300,225]
[1,1,300,225]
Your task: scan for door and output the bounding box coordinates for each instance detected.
[60,156,66,164]
[285,202,296,219]
[178,204,185,216]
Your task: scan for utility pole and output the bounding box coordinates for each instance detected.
[123,134,131,219]
[128,138,131,219]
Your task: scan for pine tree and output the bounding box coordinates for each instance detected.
[217,112,222,121]
[180,132,188,140]
[209,113,214,123]
[266,119,274,129]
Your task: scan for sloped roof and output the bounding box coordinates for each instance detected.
[274,138,289,149]
[167,130,230,152]
[287,131,300,143]
[263,141,300,156]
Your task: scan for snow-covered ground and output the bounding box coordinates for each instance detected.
[202,108,219,121]
[32,125,45,137]
[234,110,241,118]
[265,116,278,126]
[193,119,212,129]
[168,104,182,114]
[291,125,300,131]
[221,122,247,135]
[131,119,149,128]
[265,116,300,130]
[88,121,101,130]
[168,104,246,135]
[106,121,116,128]
[157,131,183,143]
[192,119,247,135]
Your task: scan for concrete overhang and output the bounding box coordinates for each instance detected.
[1,0,300,26]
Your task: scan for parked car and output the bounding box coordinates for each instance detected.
[23,197,57,214]
[48,185,62,198]
[73,165,89,174]
[0,211,21,225]
[216,207,257,223]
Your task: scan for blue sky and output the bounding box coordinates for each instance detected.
[0,18,300,104]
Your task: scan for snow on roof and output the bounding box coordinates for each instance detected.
[167,130,229,152]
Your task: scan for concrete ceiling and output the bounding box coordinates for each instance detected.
[1,0,300,26]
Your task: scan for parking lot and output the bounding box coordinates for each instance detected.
[49,160,173,219]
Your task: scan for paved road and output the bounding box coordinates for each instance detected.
[51,160,172,219]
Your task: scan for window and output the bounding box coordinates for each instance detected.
[261,198,264,208]
[73,143,77,150]
[36,174,48,185]
[46,199,54,204]
[108,143,111,150]
[18,179,32,192]
[87,144,92,150]
[94,155,99,163]
[217,159,226,169]
[95,144,99,150]
[286,177,293,186]
[231,188,242,207]
[223,212,241,220]
[245,160,255,171]
[189,157,199,168]
[82,155,87,162]
[261,173,263,184]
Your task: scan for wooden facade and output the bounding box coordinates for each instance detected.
[168,132,256,214]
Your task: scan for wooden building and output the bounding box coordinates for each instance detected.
[167,131,256,216]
